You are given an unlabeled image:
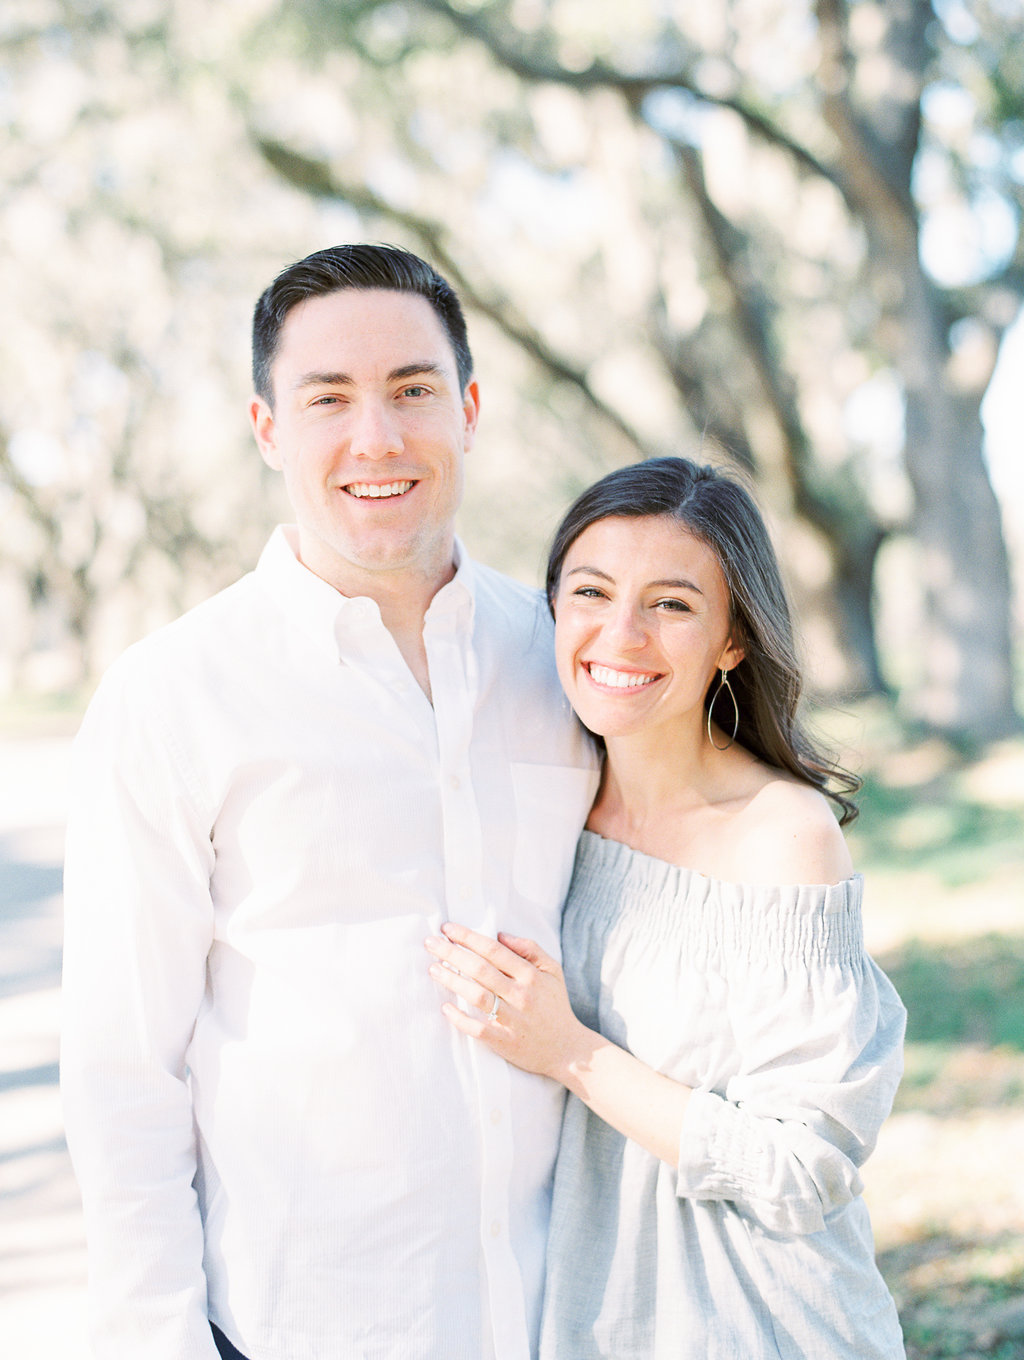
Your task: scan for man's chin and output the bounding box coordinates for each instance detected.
[296,528,455,592]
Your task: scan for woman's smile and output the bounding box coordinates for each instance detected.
[584,662,664,691]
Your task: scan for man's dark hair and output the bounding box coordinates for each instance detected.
[252,243,474,405]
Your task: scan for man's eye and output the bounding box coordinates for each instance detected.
[401,385,430,397]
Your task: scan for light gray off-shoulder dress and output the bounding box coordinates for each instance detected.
[540,831,907,1360]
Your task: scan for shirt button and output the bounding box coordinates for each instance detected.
[490,1220,502,1238]
[490,1108,502,1126]
[449,774,461,790]
[459,884,472,901]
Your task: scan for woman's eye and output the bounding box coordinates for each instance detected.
[572,586,605,599]
[656,598,691,612]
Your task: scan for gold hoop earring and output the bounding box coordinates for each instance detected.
[706,668,739,751]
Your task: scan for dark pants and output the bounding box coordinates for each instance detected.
[211,1323,250,1360]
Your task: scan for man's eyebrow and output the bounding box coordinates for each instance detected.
[565,565,704,594]
[388,362,447,382]
[293,362,447,390]
[294,370,351,390]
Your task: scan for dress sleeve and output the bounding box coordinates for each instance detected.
[60,656,221,1357]
[674,882,906,1236]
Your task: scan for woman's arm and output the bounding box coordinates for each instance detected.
[426,924,692,1166]
[428,899,906,1238]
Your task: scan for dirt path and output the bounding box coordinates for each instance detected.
[0,737,88,1356]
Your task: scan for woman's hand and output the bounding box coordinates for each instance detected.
[425,924,590,1081]
[427,923,693,1165]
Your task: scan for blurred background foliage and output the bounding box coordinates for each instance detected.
[1,0,1022,749]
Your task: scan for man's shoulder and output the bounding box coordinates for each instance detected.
[468,559,551,632]
[94,569,264,697]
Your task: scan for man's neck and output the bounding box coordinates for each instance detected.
[295,532,458,702]
[370,566,456,702]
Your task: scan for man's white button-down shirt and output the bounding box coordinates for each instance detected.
[61,527,599,1360]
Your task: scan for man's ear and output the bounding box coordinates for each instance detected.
[461,380,480,452]
[250,396,282,471]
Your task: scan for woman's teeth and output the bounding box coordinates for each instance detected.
[588,664,659,689]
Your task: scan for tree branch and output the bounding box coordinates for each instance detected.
[0,427,62,548]
[814,0,921,240]
[405,0,841,188]
[647,302,758,473]
[671,138,885,564]
[254,135,654,458]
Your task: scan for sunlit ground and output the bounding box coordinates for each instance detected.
[831,703,1024,1360]
[1,701,1022,1357]
[0,732,87,1356]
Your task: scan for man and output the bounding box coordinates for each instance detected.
[61,244,598,1360]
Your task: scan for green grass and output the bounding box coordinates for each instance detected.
[851,775,1024,888]
[880,935,1024,1051]
[880,1233,1024,1359]
[818,709,1024,1356]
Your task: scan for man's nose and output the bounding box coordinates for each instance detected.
[349,398,404,459]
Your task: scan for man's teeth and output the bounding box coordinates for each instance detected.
[588,665,659,689]
[345,481,414,498]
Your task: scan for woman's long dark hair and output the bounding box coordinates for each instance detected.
[546,457,860,825]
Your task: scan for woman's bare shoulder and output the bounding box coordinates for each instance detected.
[722,774,853,887]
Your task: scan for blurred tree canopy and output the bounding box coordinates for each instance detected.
[1,0,1021,744]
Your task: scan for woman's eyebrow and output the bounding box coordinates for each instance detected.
[650,578,704,594]
[565,565,614,582]
[565,566,703,594]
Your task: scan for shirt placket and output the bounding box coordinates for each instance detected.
[426,599,530,1360]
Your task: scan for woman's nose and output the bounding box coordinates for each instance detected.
[602,602,647,650]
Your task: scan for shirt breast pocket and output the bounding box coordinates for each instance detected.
[510,763,598,907]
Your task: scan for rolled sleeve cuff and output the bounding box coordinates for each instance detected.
[676,1088,862,1236]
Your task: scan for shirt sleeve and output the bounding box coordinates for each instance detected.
[60,656,221,1357]
[675,939,906,1236]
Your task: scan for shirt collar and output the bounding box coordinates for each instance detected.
[426,538,476,631]
[254,526,476,663]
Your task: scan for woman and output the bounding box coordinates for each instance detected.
[425,457,906,1359]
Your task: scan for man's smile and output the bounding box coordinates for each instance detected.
[341,480,416,499]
